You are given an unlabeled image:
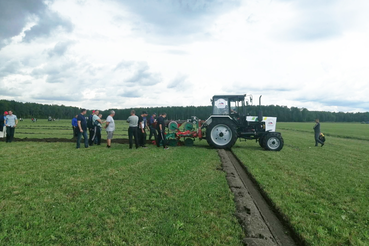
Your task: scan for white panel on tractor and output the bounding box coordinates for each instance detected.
[246,116,277,132]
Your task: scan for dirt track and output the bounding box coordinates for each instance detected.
[218,149,302,246]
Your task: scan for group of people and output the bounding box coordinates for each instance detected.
[73,109,169,149]
[1,111,18,143]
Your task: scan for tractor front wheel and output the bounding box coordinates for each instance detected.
[206,119,237,149]
[262,132,284,151]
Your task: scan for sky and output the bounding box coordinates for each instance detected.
[0,0,369,112]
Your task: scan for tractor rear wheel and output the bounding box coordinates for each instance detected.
[262,132,284,151]
[206,119,237,149]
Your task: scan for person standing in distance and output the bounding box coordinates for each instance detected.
[0,111,7,139]
[71,114,78,138]
[77,109,88,149]
[313,118,324,147]
[127,110,139,149]
[4,110,18,143]
[148,112,157,142]
[138,111,148,148]
[156,113,169,150]
[105,110,115,148]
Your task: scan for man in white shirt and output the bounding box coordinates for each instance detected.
[105,110,115,148]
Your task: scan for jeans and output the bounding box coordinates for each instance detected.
[77,130,88,148]
[6,126,15,143]
[149,126,157,141]
[315,132,324,146]
[94,126,101,145]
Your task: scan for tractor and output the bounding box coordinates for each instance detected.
[202,94,284,151]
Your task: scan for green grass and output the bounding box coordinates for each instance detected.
[14,119,130,139]
[278,122,369,141]
[0,142,243,245]
[232,123,369,246]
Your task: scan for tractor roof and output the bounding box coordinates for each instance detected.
[212,94,246,101]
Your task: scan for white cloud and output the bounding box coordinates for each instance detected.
[0,0,368,112]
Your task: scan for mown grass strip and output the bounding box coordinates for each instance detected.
[232,125,369,246]
[0,142,243,245]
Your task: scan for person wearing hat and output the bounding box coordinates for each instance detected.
[1,111,8,138]
[4,110,18,143]
[148,112,157,142]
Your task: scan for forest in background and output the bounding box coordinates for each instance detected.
[1,99,369,123]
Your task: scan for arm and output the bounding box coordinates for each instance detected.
[15,118,18,127]
[78,120,82,132]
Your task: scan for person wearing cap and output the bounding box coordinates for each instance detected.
[148,112,157,142]
[1,111,8,138]
[4,110,18,143]
[138,111,148,148]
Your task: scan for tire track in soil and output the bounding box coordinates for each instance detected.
[218,149,302,246]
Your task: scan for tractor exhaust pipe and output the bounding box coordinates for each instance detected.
[258,95,263,122]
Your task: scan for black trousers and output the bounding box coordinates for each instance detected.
[89,127,97,145]
[128,127,139,149]
[156,129,167,148]
[139,129,147,146]
[148,126,157,141]
[73,126,79,138]
[95,127,101,145]
[6,126,15,143]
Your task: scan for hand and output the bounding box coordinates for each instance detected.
[80,129,83,132]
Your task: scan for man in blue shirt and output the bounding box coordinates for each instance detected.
[77,109,88,149]
[71,114,78,138]
[4,110,18,143]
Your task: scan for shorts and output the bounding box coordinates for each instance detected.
[106,131,114,140]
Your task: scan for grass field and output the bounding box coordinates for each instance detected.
[3,120,369,245]
[233,122,369,246]
[0,140,244,245]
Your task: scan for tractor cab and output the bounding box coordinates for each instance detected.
[212,95,246,117]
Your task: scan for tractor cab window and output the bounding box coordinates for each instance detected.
[230,100,242,115]
[213,98,229,115]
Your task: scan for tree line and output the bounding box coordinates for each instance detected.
[1,99,368,122]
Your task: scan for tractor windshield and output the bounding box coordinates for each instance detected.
[213,98,229,115]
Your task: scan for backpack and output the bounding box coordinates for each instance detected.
[87,114,94,128]
[319,133,326,143]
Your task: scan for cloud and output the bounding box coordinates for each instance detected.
[118,89,141,98]
[114,0,241,43]
[275,0,369,41]
[47,40,76,57]
[32,94,80,102]
[0,60,24,77]
[167,74,189,89]
[114,60,162,86]
[0,0,73,49]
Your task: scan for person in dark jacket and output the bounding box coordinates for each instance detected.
[138,111,148,148]
[148,113,157,142]
[156,113,169,149]
[77,109,88,149]
[313,118,324,147]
